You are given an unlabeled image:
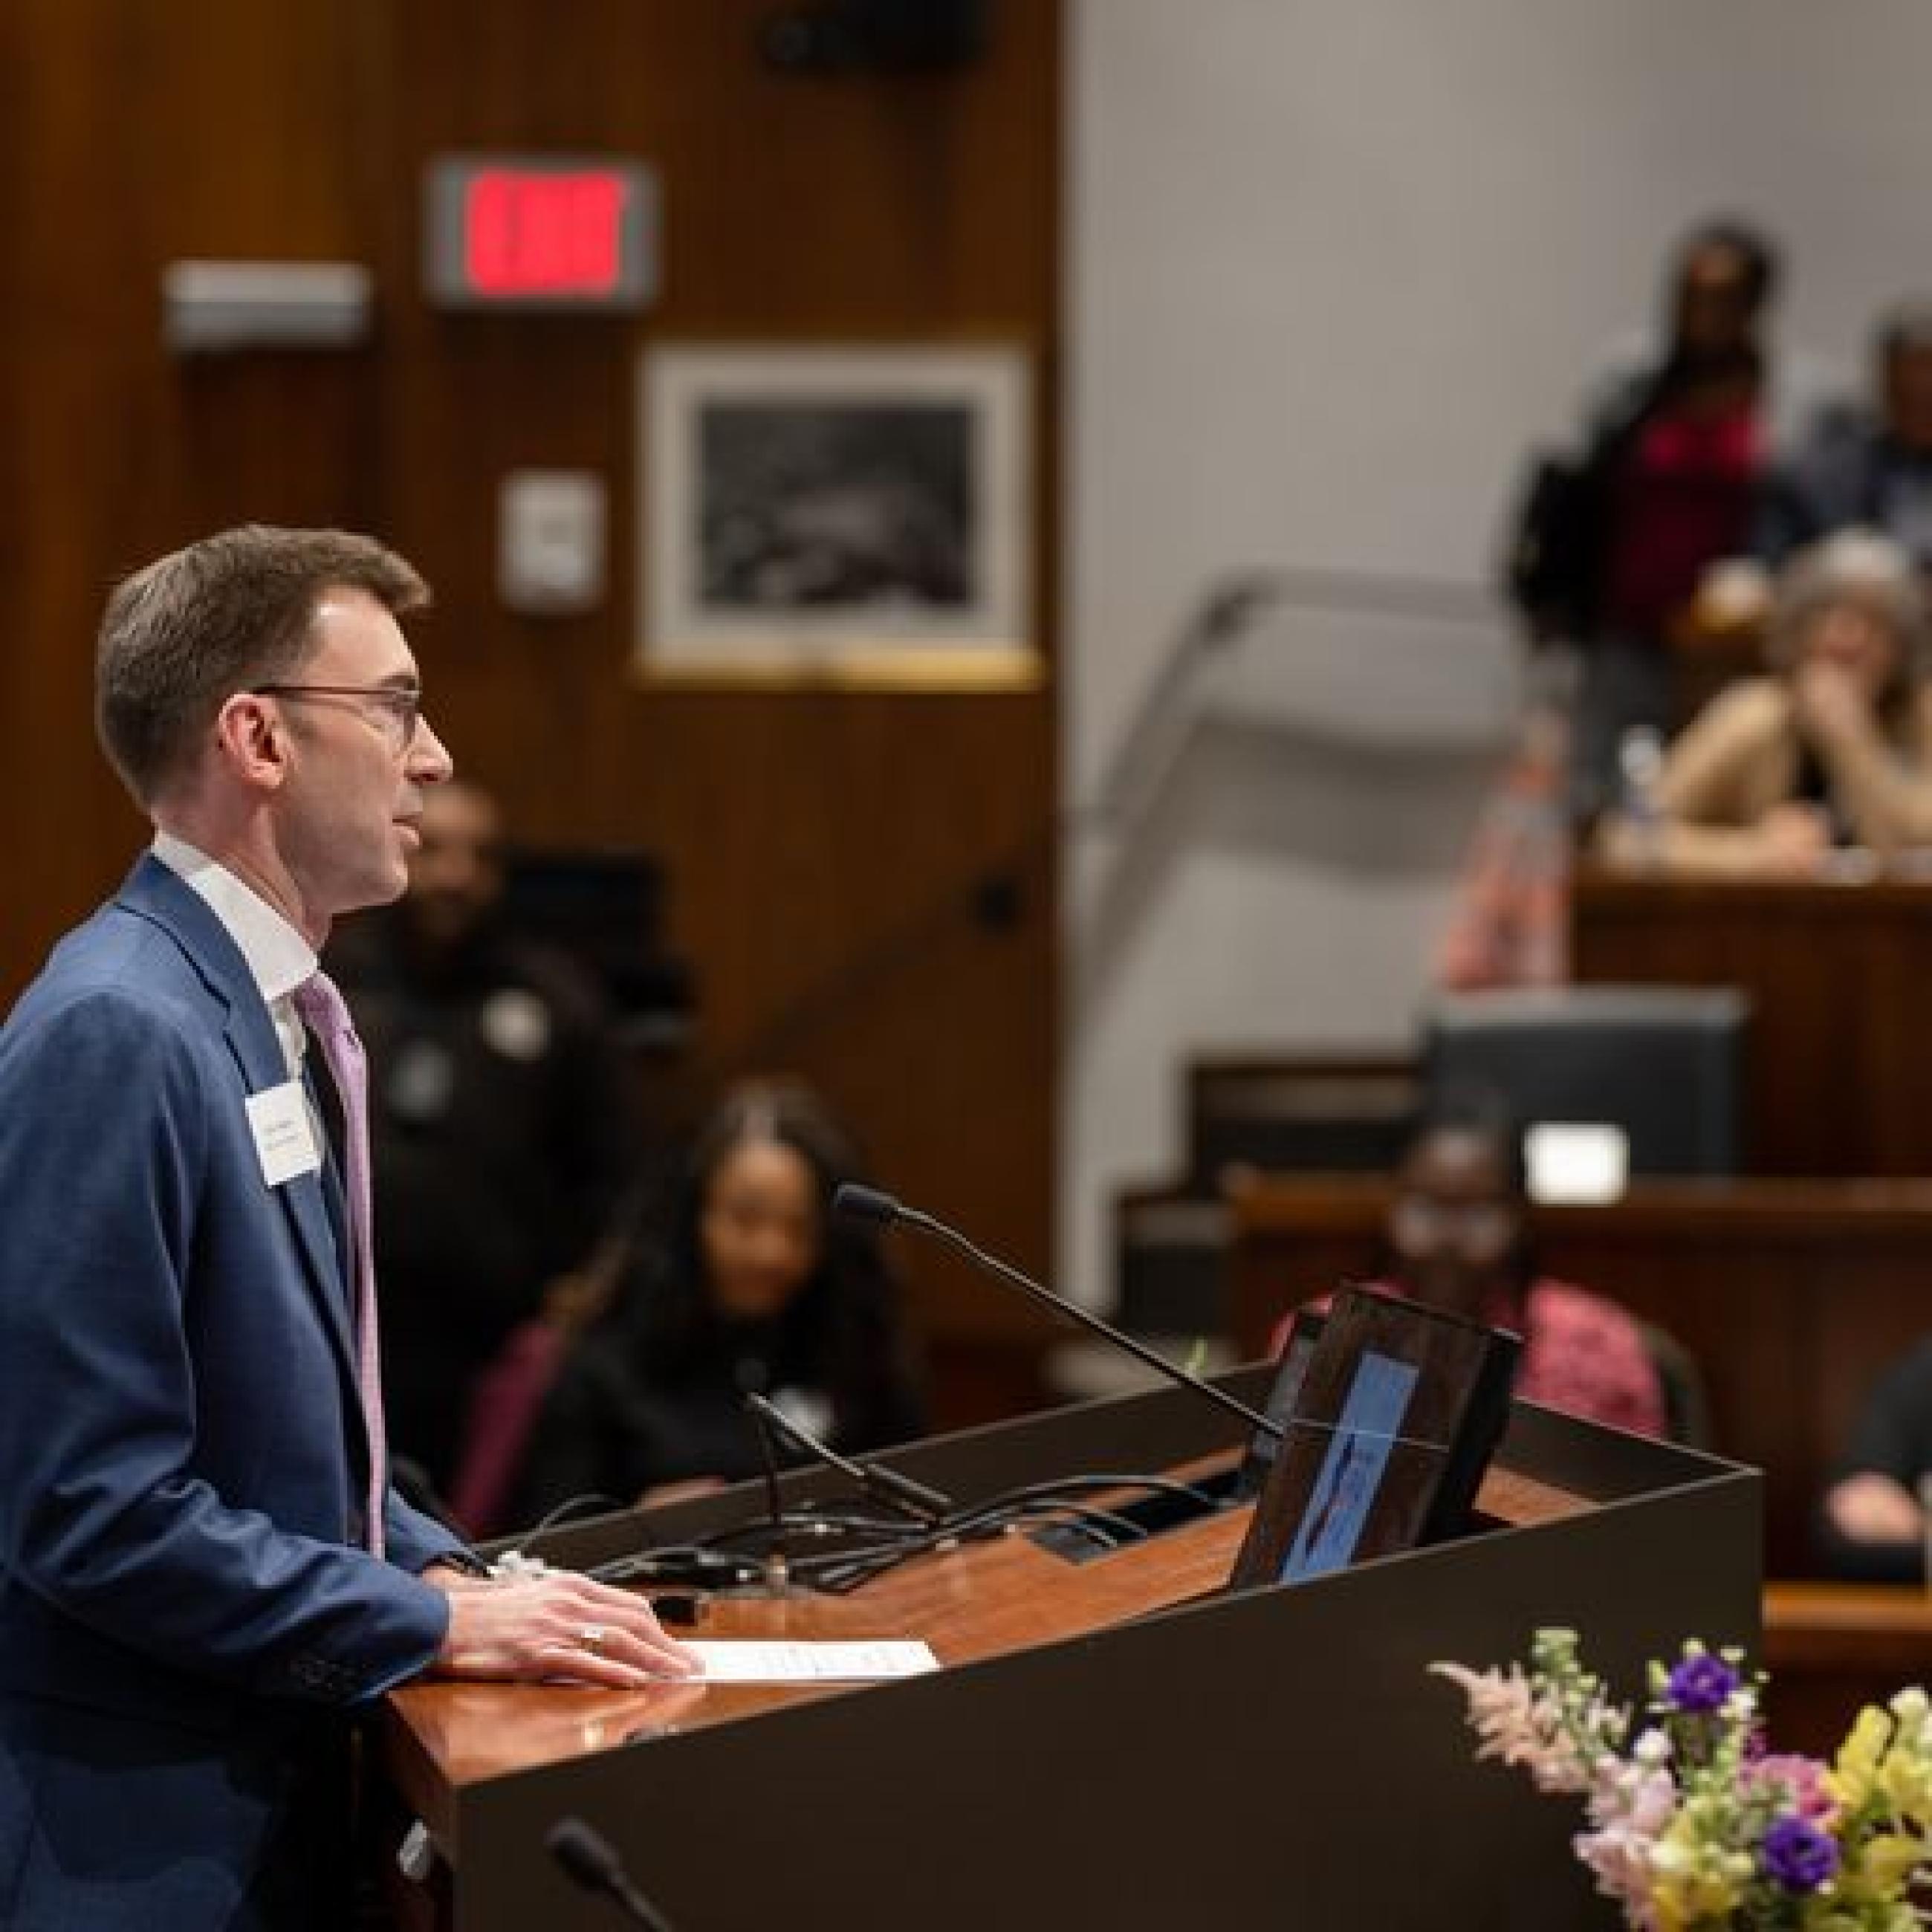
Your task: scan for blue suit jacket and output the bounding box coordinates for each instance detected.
[0,858,464,1928]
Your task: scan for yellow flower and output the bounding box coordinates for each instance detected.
[1649,1818,1751,1925]
[1842,1829,1925,1896]
[1827,1706,1893,1810]
[1875,1753,1932,1821]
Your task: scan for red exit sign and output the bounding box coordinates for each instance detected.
[425,157,658,311]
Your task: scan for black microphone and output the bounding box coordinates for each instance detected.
[835,1183,1283,1442]
[546,1818,678,1931]
[741,1387,954,1525]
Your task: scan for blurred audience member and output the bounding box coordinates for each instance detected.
[1436,673,1572,991]
[1819,1338,1932,1581]
[1280,1095,1668,1437]
[329,779,636,1497]
[1596,529,1932,876]
[1760,303,1932,574]
[1509,219,1823,822]
[512,1078,926,1523]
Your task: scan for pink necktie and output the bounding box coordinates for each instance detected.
[293,969,387,1559]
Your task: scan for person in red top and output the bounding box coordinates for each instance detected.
[1277,1095,1669,1439]
[1520,220,1828,827]
[1386,1098,1667,1436]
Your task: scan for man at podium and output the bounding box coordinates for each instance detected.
[0,527,691,1932]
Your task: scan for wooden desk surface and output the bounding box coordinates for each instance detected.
[1764,1580,1932,1670]
[384,1458,1593,1828]
[1576,869,1932,910]
[388,1566,1910,1786]
[1232,1171,1932,1239]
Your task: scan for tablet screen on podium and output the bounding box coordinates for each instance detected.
[1228,1286,1520,1592]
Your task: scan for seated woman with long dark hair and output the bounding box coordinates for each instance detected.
[510,1079,927,1523]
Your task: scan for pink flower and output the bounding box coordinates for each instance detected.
[1431,1661,1595,1794]
[1743,1753,1835,1824]
[1574,1753,1677,1919]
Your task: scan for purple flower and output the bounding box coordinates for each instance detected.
[1760,1815,1840,1893]
[1666,1651,1740,1714]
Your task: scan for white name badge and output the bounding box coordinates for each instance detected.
[246,1080,322,1187]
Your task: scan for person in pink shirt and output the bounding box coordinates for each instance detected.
[1277,1095,1669,1439]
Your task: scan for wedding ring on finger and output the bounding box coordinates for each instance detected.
[578,1623,609,1654]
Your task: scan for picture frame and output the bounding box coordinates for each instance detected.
[638,343,1037,688]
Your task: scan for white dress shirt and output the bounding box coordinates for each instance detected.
[151,831,318,1080]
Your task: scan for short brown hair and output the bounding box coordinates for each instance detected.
[96,523,431,804]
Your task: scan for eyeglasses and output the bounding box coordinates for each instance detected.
[1390,1193,1516,1251]
[255,683,424,753]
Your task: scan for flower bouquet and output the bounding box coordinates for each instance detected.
[1433,1628,1932,1931]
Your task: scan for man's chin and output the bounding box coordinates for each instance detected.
[351,862,412,913]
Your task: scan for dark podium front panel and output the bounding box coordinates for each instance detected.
[382,1374,1759,1932]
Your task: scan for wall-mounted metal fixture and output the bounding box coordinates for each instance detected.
[161,260,372,354]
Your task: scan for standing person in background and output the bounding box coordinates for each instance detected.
[329,777,638,1503]
[514,1077,927,1523]
[0,525,690,1932]
[1434,664,1574,991]
[1510,219,1824,823]
[1759,303,1932,574]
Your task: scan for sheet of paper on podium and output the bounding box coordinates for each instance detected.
[684,1639,939,1682]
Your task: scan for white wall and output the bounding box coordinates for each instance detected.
[1063,0,1932,1307]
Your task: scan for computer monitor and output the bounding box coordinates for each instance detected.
[1229,1286,1520,1591]
[1421,985,1747,1179]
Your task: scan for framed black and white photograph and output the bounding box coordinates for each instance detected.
[638,343,1035,687]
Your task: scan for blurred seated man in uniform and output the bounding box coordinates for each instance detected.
[1820,1338,1932,1581]
[1596,528,1932,877]
[328,779,635,1504]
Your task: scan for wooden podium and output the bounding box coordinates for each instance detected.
[1572,867,1932,1176]
[381,1374,1758,1932]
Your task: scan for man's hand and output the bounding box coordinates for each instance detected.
[423,1569,699,1687]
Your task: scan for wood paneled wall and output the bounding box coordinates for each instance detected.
[0,1,1063,1416]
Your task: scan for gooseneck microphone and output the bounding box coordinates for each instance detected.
[742,1387,954,1524]
[835,1183,1284,1443]
[546,1818,679,1931]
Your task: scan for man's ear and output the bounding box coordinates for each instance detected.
[213,692,290,792]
